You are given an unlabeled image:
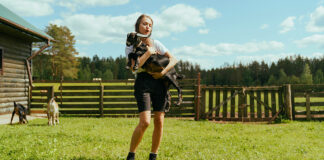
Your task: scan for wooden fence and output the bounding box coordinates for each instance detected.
[198,86,285,122]
[29,77,324,121]
[291,84,324,121]
[30,79,197,117]
[197,84,324,121]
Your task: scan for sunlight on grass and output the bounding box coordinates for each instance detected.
[0,118,323,159]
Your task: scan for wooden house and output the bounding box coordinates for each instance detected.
[0,4,53,114]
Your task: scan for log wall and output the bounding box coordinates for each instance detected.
[0,32,31,114]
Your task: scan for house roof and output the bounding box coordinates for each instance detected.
[0,4,53,42]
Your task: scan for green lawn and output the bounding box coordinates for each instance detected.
[0,118,323,160]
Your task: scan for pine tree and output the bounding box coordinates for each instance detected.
[45,24,79,80]
[314,69,324,84]
[300,63,313,84]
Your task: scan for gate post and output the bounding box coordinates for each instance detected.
[284,84,293,120]
[195,72,201,121]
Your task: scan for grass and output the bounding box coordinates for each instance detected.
[0,118,323,160]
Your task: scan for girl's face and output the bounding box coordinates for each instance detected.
[138,17,152,35]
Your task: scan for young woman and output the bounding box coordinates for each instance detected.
[125,14,178,160]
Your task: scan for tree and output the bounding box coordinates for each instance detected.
[102,69,113,80]
[300,63,313,84]
[78,65,92,80]
[45,24,79,80]
[314,69,324,84]
[267,75,277,85]
[278,69,288,84]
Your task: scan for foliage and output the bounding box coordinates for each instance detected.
[0,118,323,159]
[300,63,313,84]
[32,24,79,80]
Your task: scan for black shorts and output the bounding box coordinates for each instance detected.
[134,72,168,113]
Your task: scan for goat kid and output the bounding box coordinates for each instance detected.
[10,101,28,125]
[47,97,59,126]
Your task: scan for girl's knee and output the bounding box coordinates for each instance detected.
[139,120,150,129]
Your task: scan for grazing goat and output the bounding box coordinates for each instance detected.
[47,97,59,126]
[10,102,28,124]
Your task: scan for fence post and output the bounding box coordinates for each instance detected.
[195,72,201,121]
[47,86,54,103]
[284,84,293,120]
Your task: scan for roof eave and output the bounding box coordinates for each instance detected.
[0,16,53,43]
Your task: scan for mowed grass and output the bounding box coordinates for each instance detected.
[0,118,323,160]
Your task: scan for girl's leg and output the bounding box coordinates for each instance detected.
[129,111,151,152]
[151,111,165,153]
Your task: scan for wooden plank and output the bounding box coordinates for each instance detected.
[59,86,100,90]
[249,91,255,120]
[0,82,28,88]
[54,92,100,96]
[278,88,283,118]
[291,89,295,120]
[257,91,262,118]
[200,89,206,119]
[291,84,324,92]
[222,90,228,119]
[264,91,269,118]
[295,110,324,115]
[215,89,220,120]
[230,90,235,118]
[0,88,27,93]
[294,102,324,106]
[243,91,247,118]
[0,92,28,98]
[306,93,311,120]
[0,77,29,83]
[3,72,27,79]
[0,97,28,103]
[209,89,214,120]
[100,85,104,117]
[238,92,243,119]
[271,91,276,117]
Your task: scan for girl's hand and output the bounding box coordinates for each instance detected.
[147,46,157,55]
[149,72,164,79]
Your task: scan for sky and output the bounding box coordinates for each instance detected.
[1,0,324,69]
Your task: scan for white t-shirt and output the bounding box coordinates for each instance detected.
[125,39,169,58]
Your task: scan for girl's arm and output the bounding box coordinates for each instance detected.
[137,46,156,68]
[150,51,178,79]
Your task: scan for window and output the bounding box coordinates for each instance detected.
[0,48,3,75]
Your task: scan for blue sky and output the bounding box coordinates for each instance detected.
[1,0,324,69]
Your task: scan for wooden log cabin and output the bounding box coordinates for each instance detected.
[0,4,53,114]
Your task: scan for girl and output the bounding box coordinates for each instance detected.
[126,14,178,160]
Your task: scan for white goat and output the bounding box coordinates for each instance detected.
[47,97,59,126]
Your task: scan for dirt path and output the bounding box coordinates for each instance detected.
[0,113,47,125]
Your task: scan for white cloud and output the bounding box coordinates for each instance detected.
[280,16,296,33]
[152,4,205,38]
[57,0,129,11]
[204,8,221,19]
[171,41,284,57]
[260,24,269,30]
[0,0,54,17]
[198,29,209,34]
[294,34,324,48]
[50,12,141,44]
[50,4,209,44]
[306,6,324,32]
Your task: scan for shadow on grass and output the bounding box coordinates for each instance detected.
[27,123,48,127]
